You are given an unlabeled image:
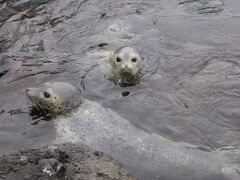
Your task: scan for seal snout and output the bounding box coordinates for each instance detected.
[26,88,35,97]
[26,88,33,95]
[121,63,133,69]
[26,88,32,92]
[120,64,135,75]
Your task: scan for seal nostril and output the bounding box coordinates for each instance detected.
[121,64,128,69]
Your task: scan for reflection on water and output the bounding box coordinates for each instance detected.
[0,0,240,179]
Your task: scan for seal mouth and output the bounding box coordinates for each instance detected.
[26,89,47,113]
[120,71,135,77]
[115,69,142,87]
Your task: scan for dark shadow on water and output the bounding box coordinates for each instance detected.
[29,106,52,125]
[0,69,8,78]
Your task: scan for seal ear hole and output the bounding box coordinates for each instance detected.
[116,57,121,63]
[54,97,57,99]
[131,58,137,62]
[44,92,50,98]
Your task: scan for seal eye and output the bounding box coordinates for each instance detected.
[116,57,122,63]
[131,58,137,62]
[44,92,50,98]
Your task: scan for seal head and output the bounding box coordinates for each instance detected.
[26,82,82,114]
[110,47,142,86]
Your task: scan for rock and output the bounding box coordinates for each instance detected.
[178,0,224,14]
[0,143,136,180]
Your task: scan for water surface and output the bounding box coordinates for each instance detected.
[0,0,240,179]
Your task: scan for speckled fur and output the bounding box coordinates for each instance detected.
[26,82,82,114]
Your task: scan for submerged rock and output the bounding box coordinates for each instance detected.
[178,0,224,14]
[0,143,136,180]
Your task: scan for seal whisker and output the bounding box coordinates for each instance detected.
[28,96,40,111]
[35,101,47,113]
[30,98,47,113]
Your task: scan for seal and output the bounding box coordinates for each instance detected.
[109,46,142,86]
[26,82,82,114]
[26,82,240,180]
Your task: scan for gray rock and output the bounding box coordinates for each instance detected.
[0,143,136,180]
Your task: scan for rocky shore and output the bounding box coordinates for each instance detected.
[0,143,136,180]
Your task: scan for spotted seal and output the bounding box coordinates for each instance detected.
[26,82,82,114]
[26,82,240,180]
[109,46,142,86]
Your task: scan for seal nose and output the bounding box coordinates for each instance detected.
[26,88,32,92]
[121,64,129,69]
[121,63,133,70]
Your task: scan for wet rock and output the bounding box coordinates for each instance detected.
[8,108,25,115]
[20,40,45,53]
[0,69,8,78]
[0,55,13,78]
[0,109,5,115]
[38,158,65,178]
[0,143,136,180]
[178,0,224,14]
[0,0,54,23]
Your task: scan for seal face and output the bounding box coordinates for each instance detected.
[26,82,82,114]
[110,47,142,86]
